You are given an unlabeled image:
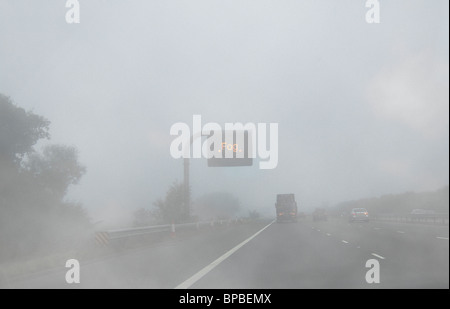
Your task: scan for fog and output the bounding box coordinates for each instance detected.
[1,1,448,222]
[0,0,448,289]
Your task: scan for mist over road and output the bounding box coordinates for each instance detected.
[5,218,448,289]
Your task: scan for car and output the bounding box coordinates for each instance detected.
[298,212,307,220]
[349,208,369,222]
[312,208,327,221]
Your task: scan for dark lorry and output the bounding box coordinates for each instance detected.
[275,194,298,222]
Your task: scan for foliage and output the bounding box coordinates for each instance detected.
[151,181,189,224]
[0,94,89,262]
[194,192,241,220]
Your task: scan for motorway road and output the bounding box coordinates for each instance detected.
[3,218,448,289]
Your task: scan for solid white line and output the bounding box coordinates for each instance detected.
[341,240,349,244]
[371,253,385,260]
[174,220,274,289]
[436,237,449,240]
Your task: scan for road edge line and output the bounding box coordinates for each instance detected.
[174,220,275,289]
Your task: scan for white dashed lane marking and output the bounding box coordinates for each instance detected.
[436,237,449,240]
[371,253,385,260]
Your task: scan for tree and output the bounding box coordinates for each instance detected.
[152,181,188,224]
[0,94,50,164]
[0,93,89,261]
[26,144,86,200]
[133,207,159,226]
[194,192,241,220]
[0,94,51,212]
[248,209,261,220]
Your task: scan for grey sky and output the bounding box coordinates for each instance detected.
[0,0,448,223]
